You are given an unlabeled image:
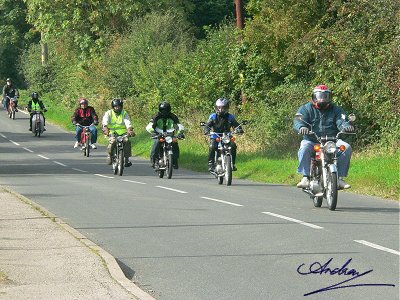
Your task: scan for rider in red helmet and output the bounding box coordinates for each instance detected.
[71,98,99,149]
[293,84,355,189]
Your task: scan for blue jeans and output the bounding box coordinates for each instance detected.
[75,125,98,144]
[297,139,352,177]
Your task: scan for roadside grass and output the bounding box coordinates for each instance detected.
[0,271,9,283]
[29,95,398,201]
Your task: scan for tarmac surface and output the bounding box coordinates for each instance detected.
[0,187,155,300]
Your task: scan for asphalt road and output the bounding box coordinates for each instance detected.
[0,109,399,300]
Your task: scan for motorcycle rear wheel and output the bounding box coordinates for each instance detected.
[325,170,338,211]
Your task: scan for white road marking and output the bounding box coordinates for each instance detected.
[201,196,243,207]
[262,212,323,229]
[9,140,20,146]
[37,155,50,160]
[72,168,88,173]
[354,240,400,256]
[123,180,146,185]
[94,174,114,179]
[53,161,67,167]
[23,147,34,153]
[0,133,6,138]
[156,186,187,194]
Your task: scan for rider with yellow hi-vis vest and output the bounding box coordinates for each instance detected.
[102,98,136,167]
[27,92,47,131]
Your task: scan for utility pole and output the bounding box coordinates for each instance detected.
[235,0,244,30]
[41,32,48,66]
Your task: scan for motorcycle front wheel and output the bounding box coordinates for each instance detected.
[12,110,15,120]
[325,170,338,211]
[225,155,232,186]
[118,150,124,176]
[167,153,173,179]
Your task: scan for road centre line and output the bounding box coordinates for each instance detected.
[37,154,50,160]
[123,179,146,185]
[53,161,67,167]
[9,140,20,146]
[201,196,243,207]
[262,212,323,229]
[354,240,400,256]
[23,147,34,153]
[156,186,187,194]
[94,174,114,179]
[72,168,88,173]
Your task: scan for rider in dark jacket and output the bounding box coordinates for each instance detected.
[204,98,243,171]
[27,92,47,131]
[293,84,354,189]
[2,78,19,111]
[145,101,185,169]
[71,98,99,149]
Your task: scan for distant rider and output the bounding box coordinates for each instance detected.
[2,78,19,111]
[293,84,354,189]
[204,98,243,171]
[145,101,185,169]
[71,98,99,149]
[27,92,47,131]
[102,98,136,167]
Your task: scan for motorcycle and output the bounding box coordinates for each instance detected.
[31,109,46,137]
[200,120,247,186]
[151,128,183,179]
[6,96,18,120]
[109,132,129,176]
[295,113,356,210]
[76,124,92,157]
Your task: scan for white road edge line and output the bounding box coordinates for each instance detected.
[156,186,187,194]
[354,240,400,256]
[9,140,20,146]
[37,155,50,160]
[53,161,67,167]
[123,180,146,185]
[262,212,323,229]
[94,174,114,179]
[201,196,243,207]
[72,168,88,173]
[0,133,6,138]
[23,147,34,153]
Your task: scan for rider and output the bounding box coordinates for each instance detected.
[71,98,99,149]
[293,84,355,189]
[27,92,47,131]
[203,98,244,172]
[102,98,136,167]
[2,78,19,111]
[145,101,185,169]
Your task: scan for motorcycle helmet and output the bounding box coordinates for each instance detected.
[32,92,39,100]
[312,85,332,110]
[6,78,12,84]
[159,101,171,117]
[111,98,123,114]
[79,98,88,106]
[215,98,229,116]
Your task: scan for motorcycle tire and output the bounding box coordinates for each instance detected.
[167,153,173,179]
[85,138,90,157]
[12,110,15,120]
[225,155,232,186]
[325,170,338,211]
[118,151,124,176]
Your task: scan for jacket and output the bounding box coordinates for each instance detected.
[205,113,241,135]
[72,106,98,126]
[146,112,183,134]
[293,102,351,143]
[27,99,45,112]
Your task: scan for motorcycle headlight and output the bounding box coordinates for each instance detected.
[222,136,231,144]
[325,141,336,154]
[165,136,173,143]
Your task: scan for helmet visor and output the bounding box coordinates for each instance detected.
[313,91,332,103]
[216,106,228,114]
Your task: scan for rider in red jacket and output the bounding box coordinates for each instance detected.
[71,98,99,148]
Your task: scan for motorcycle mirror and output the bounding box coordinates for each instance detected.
[294,113,303,120]
[200,121,206,126]
[348,114,356,122]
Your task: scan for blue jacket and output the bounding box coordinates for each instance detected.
[293,102,351,143]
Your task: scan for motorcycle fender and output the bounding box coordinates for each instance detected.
[329,164,337,174]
